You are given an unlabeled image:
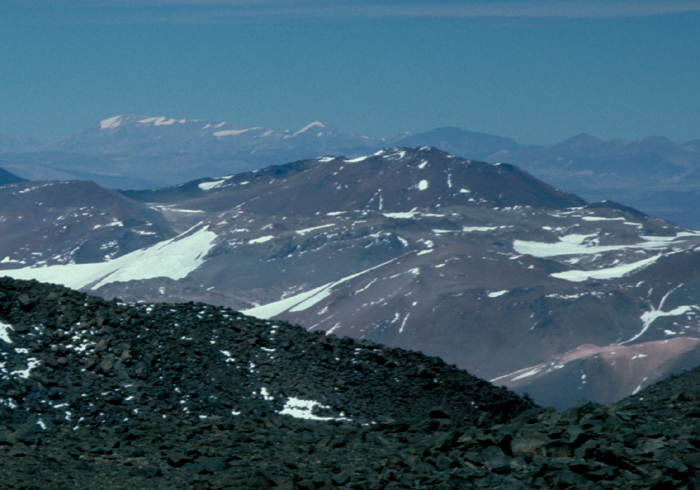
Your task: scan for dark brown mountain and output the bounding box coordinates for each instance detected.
[123,147,586,214]
[0,180,174,269]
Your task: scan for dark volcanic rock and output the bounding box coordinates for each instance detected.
[1,277,700,488]
[0,277,530,429]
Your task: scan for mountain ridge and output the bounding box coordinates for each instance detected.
[3,147,700,409]
[0,166,26,186]
[3,114,700,227]
[42,114,385,157]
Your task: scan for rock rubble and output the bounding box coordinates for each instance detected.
[1,277,700,488]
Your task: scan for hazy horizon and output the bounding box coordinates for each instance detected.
[1,0,699,145]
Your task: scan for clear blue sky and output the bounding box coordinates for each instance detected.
[1,1,699,144]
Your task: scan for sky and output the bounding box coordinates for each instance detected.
[1,0,699,145]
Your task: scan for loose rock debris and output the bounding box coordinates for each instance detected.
[0,277,699,488]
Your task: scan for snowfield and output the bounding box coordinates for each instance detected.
[512,233,680,258]
[2,226,217,290]
[551,255,662,282]
[243,257,402,319]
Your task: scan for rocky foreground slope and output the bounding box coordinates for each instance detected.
[1,278,700,489]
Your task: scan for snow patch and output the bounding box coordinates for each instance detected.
[0,320,13,343]
[243,257,400,319]
[623,287,697,344]
[285,121,325,138]
[199,180,226,191]
[100,115,122,130]
[249,235,274,244]
[514,232,690,258]
[384,210,445,219]
[213,128,261,137]
[488,290,509,298]
[463,226,498,232]
[11,358,40,379]
[278,397,349,421]
[511,367,541,381]
[581,216,625,222]
[399,313,410,334]
[296,224,334,235]
[3,226,217,290]
[138,116,176,126]
[551,255,661,282]
[92,221,123,229]
[632,377,648,395]
[344,155,368,163]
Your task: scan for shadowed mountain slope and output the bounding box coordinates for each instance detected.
[0,166,26,186]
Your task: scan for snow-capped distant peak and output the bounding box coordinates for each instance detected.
[100,115,123,130]
[285,121,326,139]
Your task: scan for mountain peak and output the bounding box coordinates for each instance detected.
[284,121,332,139]
[125,146,587,216]
[0,166,27,186]
[556,133,603,148]
[392,127,521,160]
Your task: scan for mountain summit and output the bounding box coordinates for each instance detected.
[392,127,521,160]
[124,147,586,215]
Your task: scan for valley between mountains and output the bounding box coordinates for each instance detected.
[2,146,700,409]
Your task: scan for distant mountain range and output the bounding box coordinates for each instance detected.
[3,146,700,409]
[0,133,41,153]
[0,115,386,190]
[2,114,699,228]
